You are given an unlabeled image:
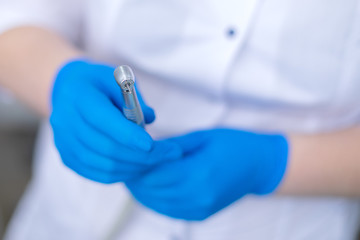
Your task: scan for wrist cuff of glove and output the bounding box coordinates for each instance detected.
[253,134,289,195]
[50,58,92,110]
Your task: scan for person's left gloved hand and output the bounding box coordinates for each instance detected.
[126,128,288,221]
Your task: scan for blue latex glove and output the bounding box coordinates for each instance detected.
[126,128,288,220]
[50,59,182,183]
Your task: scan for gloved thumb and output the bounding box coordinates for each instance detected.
[166,131,206,154]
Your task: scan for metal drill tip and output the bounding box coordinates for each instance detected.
[114,65,135,89]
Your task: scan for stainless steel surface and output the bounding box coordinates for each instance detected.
[113,65,145,127]
[113,65,135,91]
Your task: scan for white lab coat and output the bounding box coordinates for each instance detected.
[1,0,360,239]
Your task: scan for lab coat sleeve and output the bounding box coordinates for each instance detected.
[0,0,84,44]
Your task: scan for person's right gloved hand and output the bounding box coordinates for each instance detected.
[50,59,182,184]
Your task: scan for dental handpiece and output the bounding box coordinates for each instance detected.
[113,65,145,127]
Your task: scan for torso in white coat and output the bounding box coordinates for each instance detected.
[2,0,360,239]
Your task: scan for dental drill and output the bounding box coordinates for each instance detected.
[113,65,145,127]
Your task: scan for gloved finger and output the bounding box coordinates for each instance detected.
[53,126,143,182]
[166,131,207,154]
[128,138,210,188]
[127,177,215,221]
[56,128,143,173]
[127,179,182,200]
[76,84,153,152]
[71,112,182,164]
[63,152,134,183]
[73,128,182,170]
[91,64,155,124]
[73,143,147,176]
[91,139,182,166]
[129,157,186,188]
[147,140,183,165]
[127,183,195,220]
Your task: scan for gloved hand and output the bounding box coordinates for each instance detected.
[126,128,288,220]
[50,59,182,183]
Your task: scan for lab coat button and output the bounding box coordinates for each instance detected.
[226,28,236,38]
